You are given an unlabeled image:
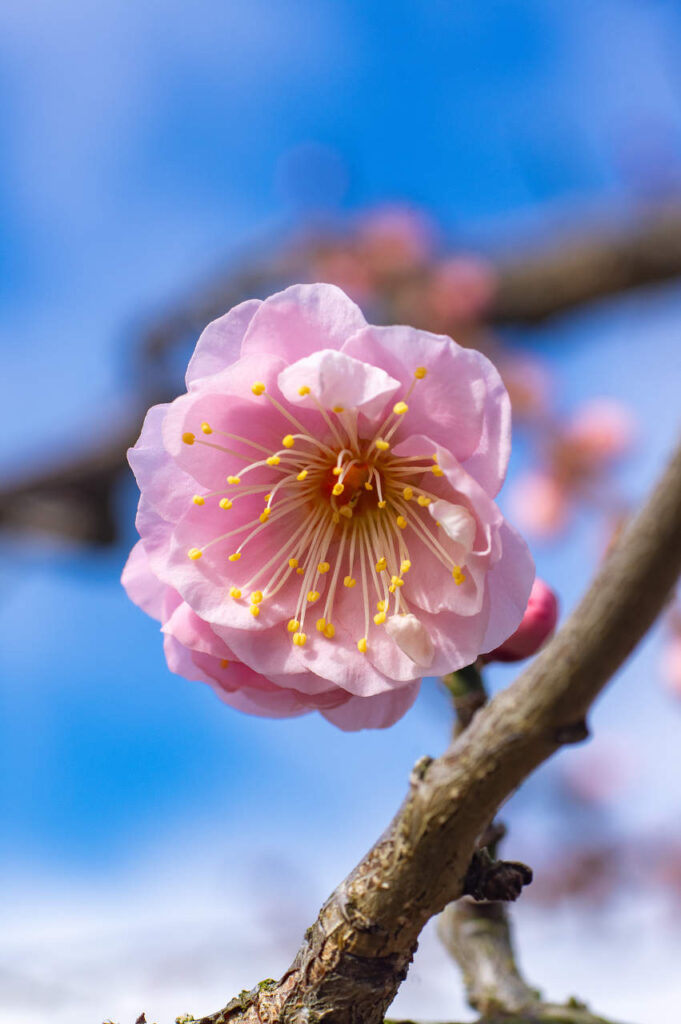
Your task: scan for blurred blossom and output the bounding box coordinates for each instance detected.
[484,577,558,662]
[558,741,635,807]
[498,352,552,420]
[309,245,376,305]
[661,616,681,699]
[424,255,498,328]
[561,398,635,465]
[509,470,568,538]
[355,205,435,276]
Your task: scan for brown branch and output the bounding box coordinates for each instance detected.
[189,436,681,1024]
[490,201,681,325]
[4,203,681,547]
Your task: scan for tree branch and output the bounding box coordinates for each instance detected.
[188,435,681,1024]
[4,204,681,547]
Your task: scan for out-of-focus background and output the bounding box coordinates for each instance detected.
[2,2,681,1022]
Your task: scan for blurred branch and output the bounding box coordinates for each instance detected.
[4,202,681,546]
[190,438,681,1024]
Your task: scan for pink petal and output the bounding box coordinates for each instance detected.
[185,299,261,387]
[240,283,367,363]
[480,521,536,654]
[341,324,511,495]
[121,540,167,621]
[278,349,400,420]
[322,682,421,731]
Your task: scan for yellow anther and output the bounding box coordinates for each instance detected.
[264,493,272,502]
[373,611,387,625]
[396,515,408,529]
[251,381,266,396]
[388,584,396,594]
[332,466,343,476]
[318,561,330,574]
[417,495,431,507]
[250,604,260,617]
[332,405,345,413]
[391,575,404,587]
[282,434,295,448]
[332,482,344,496]
[220,658,229,669]
[292,631,307,647]
[339,506,353,519]
[357,637,368,653]
[432,453,439,462]
[201,422,213,434]
[393,401,408,416]
[375,439,390,451]
[378,500,387,509]
[402,486,414,501]
[266,455,281,466]
[431,465,444,477]
[287,618,300,632]
[288,558,299,569]
[344,575,357,588]
[414,366,427,379]
[192,495,205,506]
[323,622,335,639]
[298,385,311,396]
[297,469,308,481]
[250,590,264,604]
[332,511,341,524]
[296,567,304,575]
[229,586,242,599]
[452,565,466,585]
[259,509,271,524]
[364,481,374,490]
[227,475,241,485]
[316,618,327,632]
[307,590,320,603]
[228,552,241,562]
[376,600,387,612]
[375,556,387,572]
[219,498,232,510]
[400,559,412,574]
[182,432,195,445]
[187,547,202,560]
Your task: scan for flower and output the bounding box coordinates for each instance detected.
[509,470,568,538]
[122,283,534,730]
[484,578,558,662]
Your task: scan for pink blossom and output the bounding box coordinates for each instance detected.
[122,284,534,730]
[425,256,498,326]
[661,634,681,699]
[356,205,434,275]
[562,399,635,463]
[484,578,558,662]
[509,470,569,538]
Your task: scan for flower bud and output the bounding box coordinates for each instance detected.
[485,578,558,662]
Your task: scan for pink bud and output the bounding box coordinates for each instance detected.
[485,578,558,662]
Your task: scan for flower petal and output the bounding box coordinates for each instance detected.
[342,324,511,495]
[278,349,400,420]
[185,299,261,387]
[241,283,367,363]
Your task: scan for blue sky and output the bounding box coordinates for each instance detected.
[2,2,681,1021]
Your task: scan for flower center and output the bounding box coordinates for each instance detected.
[182,365,467,654]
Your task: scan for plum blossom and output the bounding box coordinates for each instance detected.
[484,577,558,662]
[123,284,534,730]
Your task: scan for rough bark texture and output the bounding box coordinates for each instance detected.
[190,437,681,1024]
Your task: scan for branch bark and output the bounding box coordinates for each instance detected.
[191,435,681,1024]
[4,203,681,547]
